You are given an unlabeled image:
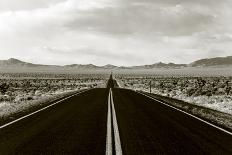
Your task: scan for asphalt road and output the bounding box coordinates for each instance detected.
[0,87,232,154]
[0,88,108,155]
[112,88,232,154]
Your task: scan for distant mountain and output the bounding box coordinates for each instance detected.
[0,58,46,67]
[65,64,100,69]
[102,64,118,69]
[132,62,187,69]
[0,56,232,70]
[190,56,232,67]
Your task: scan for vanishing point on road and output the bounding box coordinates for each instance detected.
[0,75,232,155]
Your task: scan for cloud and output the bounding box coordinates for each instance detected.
[0,0,65,11]
[65,1,215,37]
[0,0,232,65]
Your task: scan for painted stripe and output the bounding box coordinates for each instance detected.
[136,91,232,136]
[0,89,91,129]
[106,89,112,155]
[110,89,123,155]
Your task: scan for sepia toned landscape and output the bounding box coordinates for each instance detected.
[1,57,232,130]
[1,0,232,154]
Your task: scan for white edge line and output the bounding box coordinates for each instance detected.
[106,89,112,155]
[136,91,232,136]
[110,89,123,155]
[0,89,91,129]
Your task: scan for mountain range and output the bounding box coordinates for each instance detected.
[0,56,232,70]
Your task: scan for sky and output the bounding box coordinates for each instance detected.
[0,0,232,66]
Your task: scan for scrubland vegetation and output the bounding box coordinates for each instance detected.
[116,75,232,115]
[0,73,107,120]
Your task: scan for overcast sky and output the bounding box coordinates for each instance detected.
[0,0,232,66]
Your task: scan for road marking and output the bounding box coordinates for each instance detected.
[136,91,232,136]
[110,89,123,155]
[106,88,123,155]
[106,89,112,155]
[0,89,91,130]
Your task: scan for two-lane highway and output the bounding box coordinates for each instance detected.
[0,86,232,154]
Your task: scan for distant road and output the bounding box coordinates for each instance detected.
[0,87,232,154]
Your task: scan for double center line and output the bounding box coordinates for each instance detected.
[106,88,122,155]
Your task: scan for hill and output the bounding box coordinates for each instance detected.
[64,64,100,69]
[190,56,232,67]
[0,58,45,67]
[131,62,187,69]
[0,56,232,70]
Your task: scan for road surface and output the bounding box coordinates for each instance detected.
[0,88,108,155]
[112,88,232,154]
[0,86,232,154]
